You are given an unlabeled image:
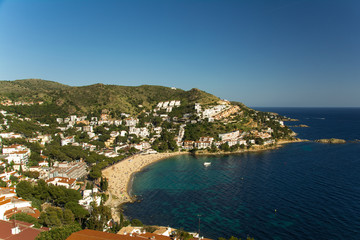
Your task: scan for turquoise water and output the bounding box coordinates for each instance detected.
[124,108,360,239]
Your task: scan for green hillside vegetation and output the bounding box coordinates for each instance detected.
[52,84,219,115]
[0,79,220,116]
[0,79,70,99]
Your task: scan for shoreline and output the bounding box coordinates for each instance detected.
[102,139,305,221]
[193,138,307,156]
[102,151,188,221]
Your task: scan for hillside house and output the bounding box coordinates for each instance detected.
[219,131,240,141]
[0,196,32,220]
[3,145,30,165]
[46,177,77,189]
[125,118,139,127]
[0,132,24,139]
[0,219,48,239]
[61,136,75,146]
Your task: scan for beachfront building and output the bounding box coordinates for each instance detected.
[194,140,212,149]
[130,142,151,151]
[218,130,240,141]
[183,141,195,150]
[78,188,101,210]
[78,194,101,210]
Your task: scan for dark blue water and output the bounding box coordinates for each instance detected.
[124,108,360,240]
[256,107,360,141]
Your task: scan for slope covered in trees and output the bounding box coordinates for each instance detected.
[0,79,220,115]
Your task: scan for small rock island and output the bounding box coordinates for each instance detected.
[315,138,346,144]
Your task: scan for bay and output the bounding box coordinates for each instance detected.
[124,108,360,240]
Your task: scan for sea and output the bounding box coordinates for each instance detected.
[124,108,360,240]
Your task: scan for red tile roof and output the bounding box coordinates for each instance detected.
[138,232,172,240]
[0,220,47,240]
[67,229,212,240]
[67,229,146,240]
[0,198,11,206]
[0,187,16,194]
[4,207,41,219]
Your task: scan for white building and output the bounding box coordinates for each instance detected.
[0,194,32,220]
[157,102,164,108]
[110,131,120,138]
[219,131,240,141]
[38,161,49,167]
[61,136,75,146]
[56,118,63,124]
[83,125,93,132]
[2,145,30,165]
[46,177,77,189]
[129,127,149,138]
[114,120,122,126]
[125,118,139,127]
[120,130,127,137]
[163,101,169,108]
[0,132,23,139]
[70,115,77,122]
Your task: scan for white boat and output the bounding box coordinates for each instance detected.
[204,162,211,167]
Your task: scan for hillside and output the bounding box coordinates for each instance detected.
[0,79,220,115]
[0,79,70,96]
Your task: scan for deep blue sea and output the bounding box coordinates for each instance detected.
[124,108,360,240]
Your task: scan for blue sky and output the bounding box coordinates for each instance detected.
[0,0,359,107]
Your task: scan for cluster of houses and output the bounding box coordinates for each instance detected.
[0,115,99,212]
[0,99,291,240]
[0,187,40,221]
[0,100,283,164]
[0,99,44,106]
[0,187,50,239]
[1,144,30,166]
[195,101,241,122]
[183,128,275,150]
[0,100,285,164]
[155,100,181,113]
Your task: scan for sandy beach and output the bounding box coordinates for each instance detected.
[102,152,187,221]
[102,139,304,221]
